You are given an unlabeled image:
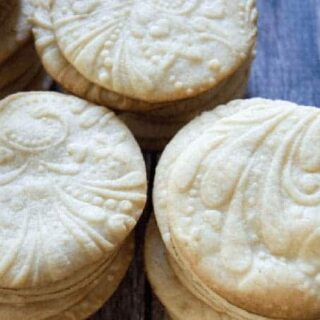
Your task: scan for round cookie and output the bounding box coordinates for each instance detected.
[51,237,134,320]
[31,0,256,112]
[154,98,320,319]
[0,92,146,290]
[0,236,134,320]
[33,1,251,150]
[49,0,257,102]
[123,53,252,121]
[145,217,226,320]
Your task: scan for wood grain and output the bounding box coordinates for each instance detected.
[248,0,320,106]
[91,1,320,319]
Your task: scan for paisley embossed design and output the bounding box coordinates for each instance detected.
[0,93,146,289]
[2,107,68,152]
[165,101,320,318]
[150,0,201,14]
[49,0,256,101]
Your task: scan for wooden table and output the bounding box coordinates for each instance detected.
[91,1,320,319]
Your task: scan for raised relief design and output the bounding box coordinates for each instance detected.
[0,94,146,288]
[169,103,320,293]
[50,0,256,100]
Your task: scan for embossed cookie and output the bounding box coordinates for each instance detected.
[154,99,320,320]
[145,217,227,320]
[31,0,257,150]
[49,0,256,102]
[31,0,256,111]
[0,92,146,318]
[51,237,134,320]
[1,236,134,320]
[33,0,256,110]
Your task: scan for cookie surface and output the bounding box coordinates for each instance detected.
[32,1,254,112]
[0,92,146,289]
[154,99,251,250]
[145,218,226,320]
[1,236,134,320]
[154,99,320,319]
[49,0,256,102]
[50,237,134,320]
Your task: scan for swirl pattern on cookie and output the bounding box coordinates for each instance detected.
[0,92,146,289]
[49,0,257,102]
[154,99,320,319]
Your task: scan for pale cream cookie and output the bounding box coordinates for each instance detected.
[49,0,257,103]
[31,0,253,151]
[0,236,134,320]
[154,99,254,251]
[0,92,146,291]
[154,99,320,320]
[50,237,134,320]
[123,54,252,122]
[31,0,256,111]
[145,217,227,320]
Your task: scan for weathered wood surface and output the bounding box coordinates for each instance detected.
[91,1,320,319]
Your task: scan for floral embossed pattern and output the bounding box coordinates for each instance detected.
[0,92,146,289]
[154,99,320,320]
[145,218,232,320]
[49,0,257,102]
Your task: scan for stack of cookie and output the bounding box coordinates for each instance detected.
[0,92,147,319]
[31,0,257,150]
[0,0,52,99]
[147,99,320,319]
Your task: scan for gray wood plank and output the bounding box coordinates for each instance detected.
[248,0,320,106]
